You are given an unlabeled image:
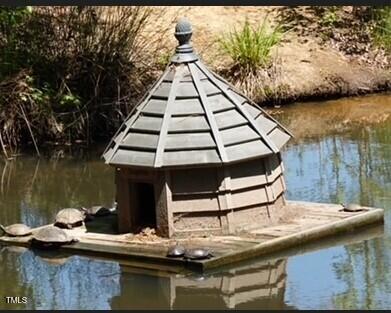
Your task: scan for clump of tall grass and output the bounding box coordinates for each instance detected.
[372,6,391,52]
[219,17,283,72]
[0,6,171,156]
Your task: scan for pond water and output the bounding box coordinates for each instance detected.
[0,93,389,309]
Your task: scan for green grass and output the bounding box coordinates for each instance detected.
[219,17,283,71]
[372,7,391,52]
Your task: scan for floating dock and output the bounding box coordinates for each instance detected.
[0,201,384,272]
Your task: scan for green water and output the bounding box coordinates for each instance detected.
[0,94,390,309]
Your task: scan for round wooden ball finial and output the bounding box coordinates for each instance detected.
[174,18,193,45]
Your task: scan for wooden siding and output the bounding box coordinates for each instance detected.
[171,194,220,213]
[170,168,220,195]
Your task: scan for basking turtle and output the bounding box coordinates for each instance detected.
[54,208,85,229]
[340,203,365,212]
[30,226,78,249]
[80,206,112,221]
[166,244,185,258]
[184,248,213,260]
[0,223,32,237]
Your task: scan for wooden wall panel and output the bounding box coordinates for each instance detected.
[173,213,221,231]
[170,168,221,195]
[266,154,283,183]
[171,194,220,213]
[228,159,268,190]
[231,186,269,209]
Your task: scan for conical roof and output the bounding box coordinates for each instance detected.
[103,19,292,169]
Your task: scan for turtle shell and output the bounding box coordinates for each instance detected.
[87,206,111,217]
[32,226,75,244]
[166,244,185,257]
[54,208,85,228]
[184,248,213,260]
[343,203,363,212]
[0,223,32,237]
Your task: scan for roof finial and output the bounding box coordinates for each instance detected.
[171,18,198,63]
[175,18,192,46]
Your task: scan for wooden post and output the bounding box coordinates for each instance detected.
[155,170,174,237]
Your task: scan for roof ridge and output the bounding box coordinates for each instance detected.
[153,65,187,167]
[189,63,227,163]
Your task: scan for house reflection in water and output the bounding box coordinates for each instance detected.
[111,258,295,310]
[3,245,294,309]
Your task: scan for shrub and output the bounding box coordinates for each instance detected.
[0,6,169,155]
[219,17,283,72]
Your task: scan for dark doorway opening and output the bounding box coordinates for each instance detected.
[134,182,156,229]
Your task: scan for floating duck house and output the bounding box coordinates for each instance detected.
[103,19,293,237]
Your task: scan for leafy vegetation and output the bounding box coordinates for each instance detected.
[219,17,283,72]
[0,6,168,156]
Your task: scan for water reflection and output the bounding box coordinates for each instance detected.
[0,244,292,310]
[0,153,115,228]
[0,246,121,310]
[280,96,390,309]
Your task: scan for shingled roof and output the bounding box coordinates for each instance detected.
[103,19,292,169]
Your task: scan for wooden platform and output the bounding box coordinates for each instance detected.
[0,201,384,272]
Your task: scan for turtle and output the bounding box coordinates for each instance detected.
[30,226,78,249]
[340,203,365,212]
[80,206,112,221]
[183,248,214,260]
[166,244,186,258]
[54,208,85,229]
[0,223,32,237]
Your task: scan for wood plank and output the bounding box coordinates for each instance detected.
[208,93,235,112]
[231,186,269,208]
[221,125,260,146]
[165,132,215,150]
[171,194,220,213]
[242,102,262,119]
[163,149,221,167]
[202,208,384,270]
[132,115,163,132]
[229,159,268,190]
[111,148,155,167]
[168,116,210,132]
[175,82,199,98]
[142,99,167,115]
[215,109,247,130]
[201,80,221,95]
[172,98,204,115]
[170,167,219,194]
[268,127,291,150]
[226,140,272,162]
[121,132,159,149]
[254,115,277,135]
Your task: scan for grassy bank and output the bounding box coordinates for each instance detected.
[0,6,389,155]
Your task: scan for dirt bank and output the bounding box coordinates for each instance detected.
[160,6,390,105]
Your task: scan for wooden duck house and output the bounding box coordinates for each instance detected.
[103,19,293,238]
